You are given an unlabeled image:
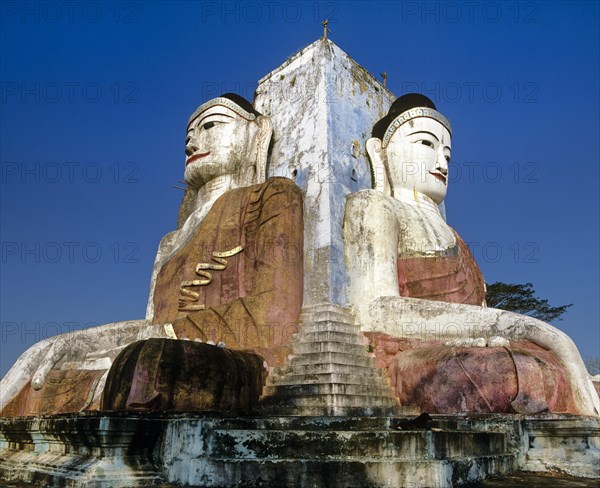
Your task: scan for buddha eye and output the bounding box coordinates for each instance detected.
[445,155,451,163]
[203,121,216,130]
[419,140,434,147]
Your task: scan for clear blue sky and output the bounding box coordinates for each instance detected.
[1,1,598,376]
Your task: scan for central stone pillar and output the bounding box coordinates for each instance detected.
[254,39,394,307]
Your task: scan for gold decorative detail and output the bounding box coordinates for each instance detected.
[382,107,452,148]
[180,287,200,298]
[178,304,206,311]
[214,245,244,258]
[188,98,256,128]
[178,246,244,312]
[164,324,178,339]
[181,279,210,287]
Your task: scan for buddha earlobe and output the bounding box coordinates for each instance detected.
[366,137,391,196]
[254,115,273,183]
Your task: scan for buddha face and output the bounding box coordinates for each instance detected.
[184,105,260,190]
[384,117,451,204]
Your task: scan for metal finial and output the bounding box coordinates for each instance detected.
[380,72,387,88]
[322,19,332,39]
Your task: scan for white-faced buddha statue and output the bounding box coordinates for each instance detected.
[343,94,599,417]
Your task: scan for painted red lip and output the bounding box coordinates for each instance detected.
[430,171,447,184]
[186,151,211,166]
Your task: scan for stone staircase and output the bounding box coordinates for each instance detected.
[260,304,411,416]
[161,415,516,487]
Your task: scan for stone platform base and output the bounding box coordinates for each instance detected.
[522,417,600,478]
[4,472,598,488]
[0,413,597,487]
[474,472,600,487]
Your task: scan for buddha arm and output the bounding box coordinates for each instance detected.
[0,320,167,413]
[344,189,402,312]
[146,230,180,320]
[364,296,599,417]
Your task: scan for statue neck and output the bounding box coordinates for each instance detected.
[393,187,443,215]
[193,174,237,213]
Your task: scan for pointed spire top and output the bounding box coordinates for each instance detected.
[322,19,332,40]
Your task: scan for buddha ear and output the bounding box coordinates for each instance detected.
[254,115,273,183]
[366,137,391,196]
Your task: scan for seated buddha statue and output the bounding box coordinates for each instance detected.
[147,93,303,364]
[0,93,304,416]
[343,94,599,417]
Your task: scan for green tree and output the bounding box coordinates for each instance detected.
[486,282,573,322]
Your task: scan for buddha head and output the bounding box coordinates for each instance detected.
[367,94,452,204]
[184,93,272,190]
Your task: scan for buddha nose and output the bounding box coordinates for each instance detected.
[185,136,198,157]
[436,147,448,175]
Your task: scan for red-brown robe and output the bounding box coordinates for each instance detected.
[397,230,486,306]
[153,176,304,367]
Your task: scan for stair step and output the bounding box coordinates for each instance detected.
[271,361,385,377]
[208,429,507,460]
[267,372,387,387]
[300,307,356,325]
[260,393,399,409]
[294,330,367,346]
[299,321,360,335]
[209,430,428,459]
[263,382,395,397]
[258,403,415,417]
[292,340,369,355]
[264,305,397,416]
[195,455,516,488]
[209,416,401,431]
[286,351,376,368]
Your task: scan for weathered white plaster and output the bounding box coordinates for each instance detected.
[488,336,511,347]
[344,189,461,319]
[446,337,488,347]
[523,417,600,478]
[254,39,395,306]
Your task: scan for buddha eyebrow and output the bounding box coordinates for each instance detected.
[408,130,440,141]
[196,112,235,126]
